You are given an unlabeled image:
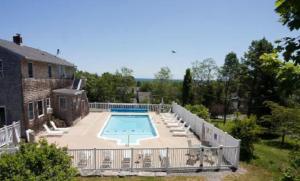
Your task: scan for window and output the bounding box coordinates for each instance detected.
[0,59,3,78]
[0,107,6,127]
[59,96,66,110]
[59,65,66,78]
[46,98,51,108]
[28,102,34,120]
[48,65,52,78]
[37,100,44,117]
[28,62,33,78]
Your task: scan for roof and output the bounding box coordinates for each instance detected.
[53,88,84,95]
[0,39,75,67]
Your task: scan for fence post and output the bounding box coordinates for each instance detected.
[217,145,223,170]
[200,147,204,168]
[235,140,241,169]
[94,148,97,171]
[166,147,169,173]
[131,147,134,172]
[4,125,9,146]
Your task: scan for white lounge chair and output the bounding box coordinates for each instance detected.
[172,126,191,137]
[166,119,182,127]
[50,121,69,133]
[164,117,182,124]
[43,124,64,136]
[161,113,177,120]
[170,122,187,132]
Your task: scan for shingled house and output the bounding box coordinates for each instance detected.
[0,34,89,136]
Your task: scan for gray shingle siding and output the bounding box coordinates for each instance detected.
[0,46,23,125]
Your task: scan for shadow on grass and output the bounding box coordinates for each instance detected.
[262,140,299,150]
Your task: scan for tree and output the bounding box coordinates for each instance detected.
[220,52,240,123]
[182,68,193,106]
[275,0,300,64]
[241,38,277,118]
[0,139,77,181]
[263,101,300,145]
[230,116,260,161]
[120,67,133,77]
[155,66,172,81]
[191,58,219,108]
[153,67,173,103]
[191,58,218,84]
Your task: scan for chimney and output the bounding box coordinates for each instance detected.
[13,34,22,45]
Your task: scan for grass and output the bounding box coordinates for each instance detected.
[76,176,205,181]
[223,141,290,181]
[211,119,294,181]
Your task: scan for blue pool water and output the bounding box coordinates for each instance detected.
[99,115,157,145]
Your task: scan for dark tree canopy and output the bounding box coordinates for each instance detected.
[242,38,278,118]
[275,0,300,64]
[182,68,193,106]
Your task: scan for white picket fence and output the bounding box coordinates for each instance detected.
[171,102,240,167]
[0,121,21,148]
[89,102,171,112]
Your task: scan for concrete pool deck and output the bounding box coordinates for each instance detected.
[39,112,201,149]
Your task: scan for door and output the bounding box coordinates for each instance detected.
[0,107,6,127]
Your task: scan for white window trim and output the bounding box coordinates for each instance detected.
[0,59,3,78]
[28,102,34,121]
[46,98,51,108]
[59,96,67,111]
[37,100,44,118]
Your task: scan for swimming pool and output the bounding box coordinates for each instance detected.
[98,114,158,145]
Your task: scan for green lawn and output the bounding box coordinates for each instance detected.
[224,138,293,181]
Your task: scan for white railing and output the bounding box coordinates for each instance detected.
[171,102,240,168]
[0,121,21,148]
[89,102,171,112]
[68,146,238,172]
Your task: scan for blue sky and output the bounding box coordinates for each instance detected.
[0,0,296,79]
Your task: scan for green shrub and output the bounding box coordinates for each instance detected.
[281,149,300,181]
[230,116,260,161]
[185,104,209,119]
[0,139,77,181]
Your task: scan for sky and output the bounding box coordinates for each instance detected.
[0,0,297,79]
